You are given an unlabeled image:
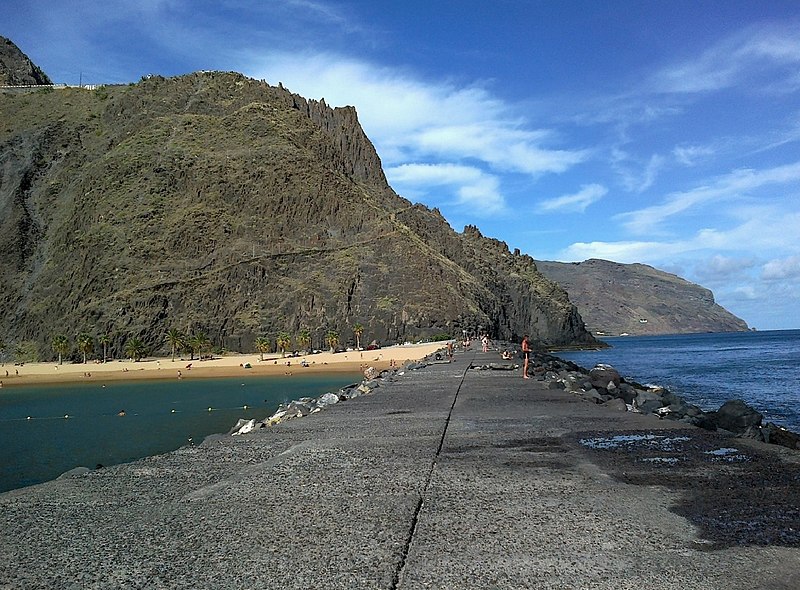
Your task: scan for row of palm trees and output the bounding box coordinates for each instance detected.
[43,323,368,364]
[51,332,147,364]
[252,324,365,361]
[164,329,213,362]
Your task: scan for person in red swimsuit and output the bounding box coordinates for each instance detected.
[521,334,530,379]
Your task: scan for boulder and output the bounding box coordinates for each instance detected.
[603,398,628,412]
[635,390,664,409]
[582,389,605,404]
[616,383,638,404]
[547,380,565,390]
[316,393,340,408]
[762,422,800,450]
[716,400,763,434]
[639,399,666,415]
[589,365,621,389]
[229,418,258,436]
[689,412,718,431]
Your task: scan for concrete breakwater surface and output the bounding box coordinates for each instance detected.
[1,348,799,589]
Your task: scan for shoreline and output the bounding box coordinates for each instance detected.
[0,342,447,388]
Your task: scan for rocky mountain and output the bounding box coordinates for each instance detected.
[0,65,596,359]
[536,259,749,336]
[0,37,51,86]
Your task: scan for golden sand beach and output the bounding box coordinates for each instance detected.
[0,342,448,387]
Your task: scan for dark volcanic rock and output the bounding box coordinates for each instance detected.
[536,258,749,336]
[762,423,800,450]
[0,72,596,359]
[0,37,52,86]
[716,399,763,434]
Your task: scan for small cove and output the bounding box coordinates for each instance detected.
[0,373,360,493]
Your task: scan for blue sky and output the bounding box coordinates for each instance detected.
[5,1,800,329]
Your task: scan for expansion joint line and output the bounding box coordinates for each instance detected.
[389,352,474,590]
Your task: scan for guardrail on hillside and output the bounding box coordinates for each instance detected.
[0,83,100,90]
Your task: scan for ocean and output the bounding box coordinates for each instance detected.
[556,330,800,432]
[0,373,360,494]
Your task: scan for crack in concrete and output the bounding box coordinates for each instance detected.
[390,352,473,589]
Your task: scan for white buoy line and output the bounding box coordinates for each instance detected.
[7,404,259,422]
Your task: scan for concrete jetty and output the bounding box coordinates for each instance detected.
[1,349,799,589]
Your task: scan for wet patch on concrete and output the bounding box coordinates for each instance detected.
[571,429,800,548]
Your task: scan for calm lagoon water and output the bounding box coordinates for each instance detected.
[0,373,360,493]
[556,330,800,432]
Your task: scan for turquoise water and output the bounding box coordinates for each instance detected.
[556,330,800,432]
[0,373,360,493]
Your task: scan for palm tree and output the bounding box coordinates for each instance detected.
[276,331,291,357]
[352,323,364,350]
[187,333,199,360]
[125,338,147,361]
[189,332,211,360]
[297,329,311,352]
[77,333,94,364]
[254,336,270,361]
[52,334,69,365]
[325,330,339,353]
[98,334,111,363]
[165,328,185,362]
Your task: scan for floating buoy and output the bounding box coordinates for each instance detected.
[64,414,69,419]
[171,409,176,413]
[243,405,248,409]
[207,407,213,412]
[26,416,32,421]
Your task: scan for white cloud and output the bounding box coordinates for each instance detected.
[386,163,504,213]
[652,24,800,94]
[673,144,715,166]
[415,124,584,175]
[558,240,670,264]
[539,184,607,213]
[731,285,760,300]
[617,161,800,234]
[611,150,665,193]
[692,255,758,283]
[762,255,800,280]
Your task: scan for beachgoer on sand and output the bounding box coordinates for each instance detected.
[521,335,530,379]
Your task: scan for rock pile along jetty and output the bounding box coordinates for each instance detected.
[483,350,800,451]
[228,360,430,436]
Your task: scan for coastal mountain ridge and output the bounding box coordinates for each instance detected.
[0,64,595,358]
[0,36,51,86]
[536,259,749,336]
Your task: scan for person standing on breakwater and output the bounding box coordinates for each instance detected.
[521,334,530,379]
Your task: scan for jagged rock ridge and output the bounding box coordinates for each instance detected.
[536,259,749,336]
[0,68,596,358]
[0,37,51,86]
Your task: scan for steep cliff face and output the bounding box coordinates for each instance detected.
[0,71,595,357]
[537,259,749,335]
[0,37,51,86]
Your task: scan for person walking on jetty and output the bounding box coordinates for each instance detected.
[521,334,530,379]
